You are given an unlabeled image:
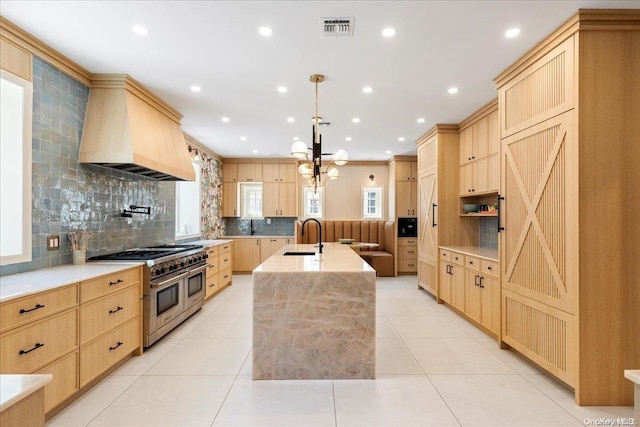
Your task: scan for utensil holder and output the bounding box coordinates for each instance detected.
[72,249,86,265]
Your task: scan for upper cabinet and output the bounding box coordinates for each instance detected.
[237,163,262,182]
[395,161,417,181]
[223,164,237,182]
[458,100,499,196]
[263,163,297,183]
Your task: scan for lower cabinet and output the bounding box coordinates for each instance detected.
[438,248,500,337]
[34,351,78,413]
[397,238,417,273]
[233,238,261,272]
[205,241,233,298]
[260,238,292,263]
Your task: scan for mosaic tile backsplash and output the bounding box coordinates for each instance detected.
[479,216,498,250]
[224,217,295,237]
[0,58,176,276]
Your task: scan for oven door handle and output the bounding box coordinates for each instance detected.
[188,265,208,275]
[150,271,190,289]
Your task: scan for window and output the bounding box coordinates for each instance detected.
[1,70,32,266]
[302,187,323,219]
[363,186,383,219]
[240,183,262,218]
[175,161,201,237]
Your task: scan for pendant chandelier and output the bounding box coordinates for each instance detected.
[290,74,348,192]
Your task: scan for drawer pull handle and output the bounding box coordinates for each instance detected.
[19,343,44,355]
[224,258,229,262]
[207,264,215,268]
[474,275,480,287]
[209,284,215,287]
[109,279,123,286]
[109,341,124,351]
[487,266,492,270]
[223,275,229,279]
[408,264,415,267]
[469,261,474,265]
[109,306,123,315]
[408,250,414,254]
[20,304,45,314]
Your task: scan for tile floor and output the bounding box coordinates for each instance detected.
[47,274,634,427]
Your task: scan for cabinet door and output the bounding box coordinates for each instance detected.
[418,259,437,295]
[472,116,489,160]
[262,164,279,182]
[488,110,500,156]
[459,128,473,165]
[237,163,263,182]
[459,163,473,195]
[418,171,438,263]
[474,157,489,194]
[396,181,416,216]
[480,275,500,335]
[260,238,287,263]
[222,183,238,217]
[278,182,297,216]
[279,164,297,183]
[262,182,278,217]
[223,163,237,182]
[487,154,499,193]
[438,262,451,303]
[464,269,482,324]
[233,239,261,271]
[395,162,416,181]
[450,264,466,312]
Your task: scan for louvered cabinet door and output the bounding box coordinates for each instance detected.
[500,110,578,386]
[418,171,438,294]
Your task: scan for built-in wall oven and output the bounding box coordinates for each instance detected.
[89,244,207,347]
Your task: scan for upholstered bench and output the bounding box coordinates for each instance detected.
[295,220,396,277]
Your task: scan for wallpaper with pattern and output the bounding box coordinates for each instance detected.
[200,154,225,239]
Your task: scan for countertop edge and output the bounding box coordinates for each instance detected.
[438,245,499,262]
[0,374,52,412]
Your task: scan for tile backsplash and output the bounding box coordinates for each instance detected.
[0,58,176,276]
[224,217,295,237]
[479,216,498,250]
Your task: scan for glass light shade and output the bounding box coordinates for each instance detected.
[327,166,339,179]
[332,149,348,166]
[291,141,309,159]
[298,163,313,178]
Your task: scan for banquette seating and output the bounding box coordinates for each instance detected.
[295,220,395,277]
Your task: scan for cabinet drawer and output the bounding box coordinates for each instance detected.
[206,246,219,257]
[465,255,481,271]
[0,285,78,333]
[0,309,77,374]
[219,267,232,286]
[398,238,417,247]
[80,268,140,304]
[80,317,139,387]
[206,253,219,276]
[451,252,464,266]
[398,246,417,258]
[79,286,140,345]
[219,252,232,270]
[398,259,418,272]
[481,260,499,277]
[219,242,232,254]
[34,350,78,413]
[439,249,451,262]
[206,274,219,298]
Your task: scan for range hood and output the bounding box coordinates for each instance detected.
[79,74,195,181]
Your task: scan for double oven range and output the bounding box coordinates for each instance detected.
[88,244,207,347]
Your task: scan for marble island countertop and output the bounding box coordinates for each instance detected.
[0,262,144,303]
[254,243,375,273]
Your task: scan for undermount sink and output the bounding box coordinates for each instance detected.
[282,251,316,256]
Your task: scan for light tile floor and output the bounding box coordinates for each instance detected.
[47,274,634,427]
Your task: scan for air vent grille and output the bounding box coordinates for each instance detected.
[321,17,354,36]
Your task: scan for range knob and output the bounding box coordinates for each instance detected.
[180,261,185,268]
[188,258,193,264]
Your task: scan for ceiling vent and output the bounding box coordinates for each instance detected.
[321,17,354,36]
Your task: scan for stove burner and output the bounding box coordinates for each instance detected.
[87,244,203,262]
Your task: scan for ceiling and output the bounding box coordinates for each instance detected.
[2,1,639,161]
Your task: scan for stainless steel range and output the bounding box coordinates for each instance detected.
[88,244,207,347]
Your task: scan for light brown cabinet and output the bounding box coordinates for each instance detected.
[262,163,297,183]
[260,238,292,263]
[495,11,640,405]
[395,161,417,181]
[438,249,465,311]
[397,237,417,273]
[233,238,261,272]
[237,163,262,182]
[205,241,233,299]
[263,182,297,217]
[222,182,238,217]
[395,181,416,217]
[223,163,237,182]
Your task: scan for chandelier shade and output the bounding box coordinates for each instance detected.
[291,74,348,191]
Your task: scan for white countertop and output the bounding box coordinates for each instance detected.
[224,235,294,239]
[0,262,143,303]
[254,243,374,273]
[439,245,499,262]
[0,374,52,412]
[189,239,233,247]
[625,370,640,385]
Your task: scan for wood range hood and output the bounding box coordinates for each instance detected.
[79,74,195,181]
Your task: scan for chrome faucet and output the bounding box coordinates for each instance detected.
[301,218,323,254]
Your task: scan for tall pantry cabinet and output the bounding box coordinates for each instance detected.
[494,10,640,406]
[416,125,473,295]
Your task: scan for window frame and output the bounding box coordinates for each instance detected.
[0,70,33,266]
[302,186,324,219]
[362,186,384,219]
[240,182,263,219]
[175,160,202,239]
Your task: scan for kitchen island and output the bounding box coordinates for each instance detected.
[253,243,376,380]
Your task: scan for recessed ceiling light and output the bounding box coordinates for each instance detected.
[277,86,287,93]
[259,26,273,36]
[221,117,230,123]
[293,136,299,141]
[240,136,247,141]
[382,28,396,38]
[398,137,405,142]
[417,118,425,123]
[505,27,521,38]
[362,86,373,94]
[345,137,352,141]
[132,25,149,36]
[287,117,295,123]
[352,117,360,123]
[448,87,459,94]
[252,149,258,154]
[386,150,392,154]
[190,85,201,93]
